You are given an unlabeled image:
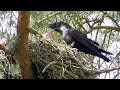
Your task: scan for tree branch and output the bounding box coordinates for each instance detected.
[95,66,120,75]
[31,11,61,28]
[87,26,120,34]
[102,11,120,27]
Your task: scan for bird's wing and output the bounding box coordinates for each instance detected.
[82,33,99,46]
[68,30,99,51]
[87,38,99,46]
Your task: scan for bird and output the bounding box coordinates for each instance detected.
[48,22,113,62]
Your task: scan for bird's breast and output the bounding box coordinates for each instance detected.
[63,35,73,45]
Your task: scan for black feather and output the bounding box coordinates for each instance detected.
[48,22,113,62]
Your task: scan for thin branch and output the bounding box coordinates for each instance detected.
[112,71,120,79]
[95,16,104,42]
[102,30,111,47]
[79,17,92,28]
[87,26,120,34]
[31,11,61,28]
[102,11,120,27]
[95,66,120,74]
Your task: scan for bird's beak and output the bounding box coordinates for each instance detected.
[48,24,54,29]
[48,24,58,31]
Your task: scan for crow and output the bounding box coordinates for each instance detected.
[48,22,113,62]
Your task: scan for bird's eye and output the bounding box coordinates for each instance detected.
[56,23,60,27]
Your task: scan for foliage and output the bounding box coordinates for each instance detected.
[0,11,120,79]
[0,50,21,79]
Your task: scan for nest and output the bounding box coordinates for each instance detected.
[0,35,97,79]
[29,36,97,79]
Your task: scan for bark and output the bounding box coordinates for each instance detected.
[15,11,33,79]
[0,44,5,51]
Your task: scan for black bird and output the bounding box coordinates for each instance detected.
[48,22,112,62]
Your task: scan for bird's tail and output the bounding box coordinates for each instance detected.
[97,53,111,62]
[99,48,113,55]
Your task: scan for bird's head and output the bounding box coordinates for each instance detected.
[48,22,73,34]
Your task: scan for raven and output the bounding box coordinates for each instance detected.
[48,22,112,62]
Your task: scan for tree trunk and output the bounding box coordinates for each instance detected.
[15,11,33,79]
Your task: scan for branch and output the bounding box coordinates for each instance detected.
[87,26,120,34]
[112,72,120,79]
[39,11,61,22]
[31,11,61,28]
[102,11,120,27]
[102,30,112,47]
[78,17,92,28]
[95,66,120,75]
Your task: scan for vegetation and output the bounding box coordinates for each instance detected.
[0,11,120,79]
